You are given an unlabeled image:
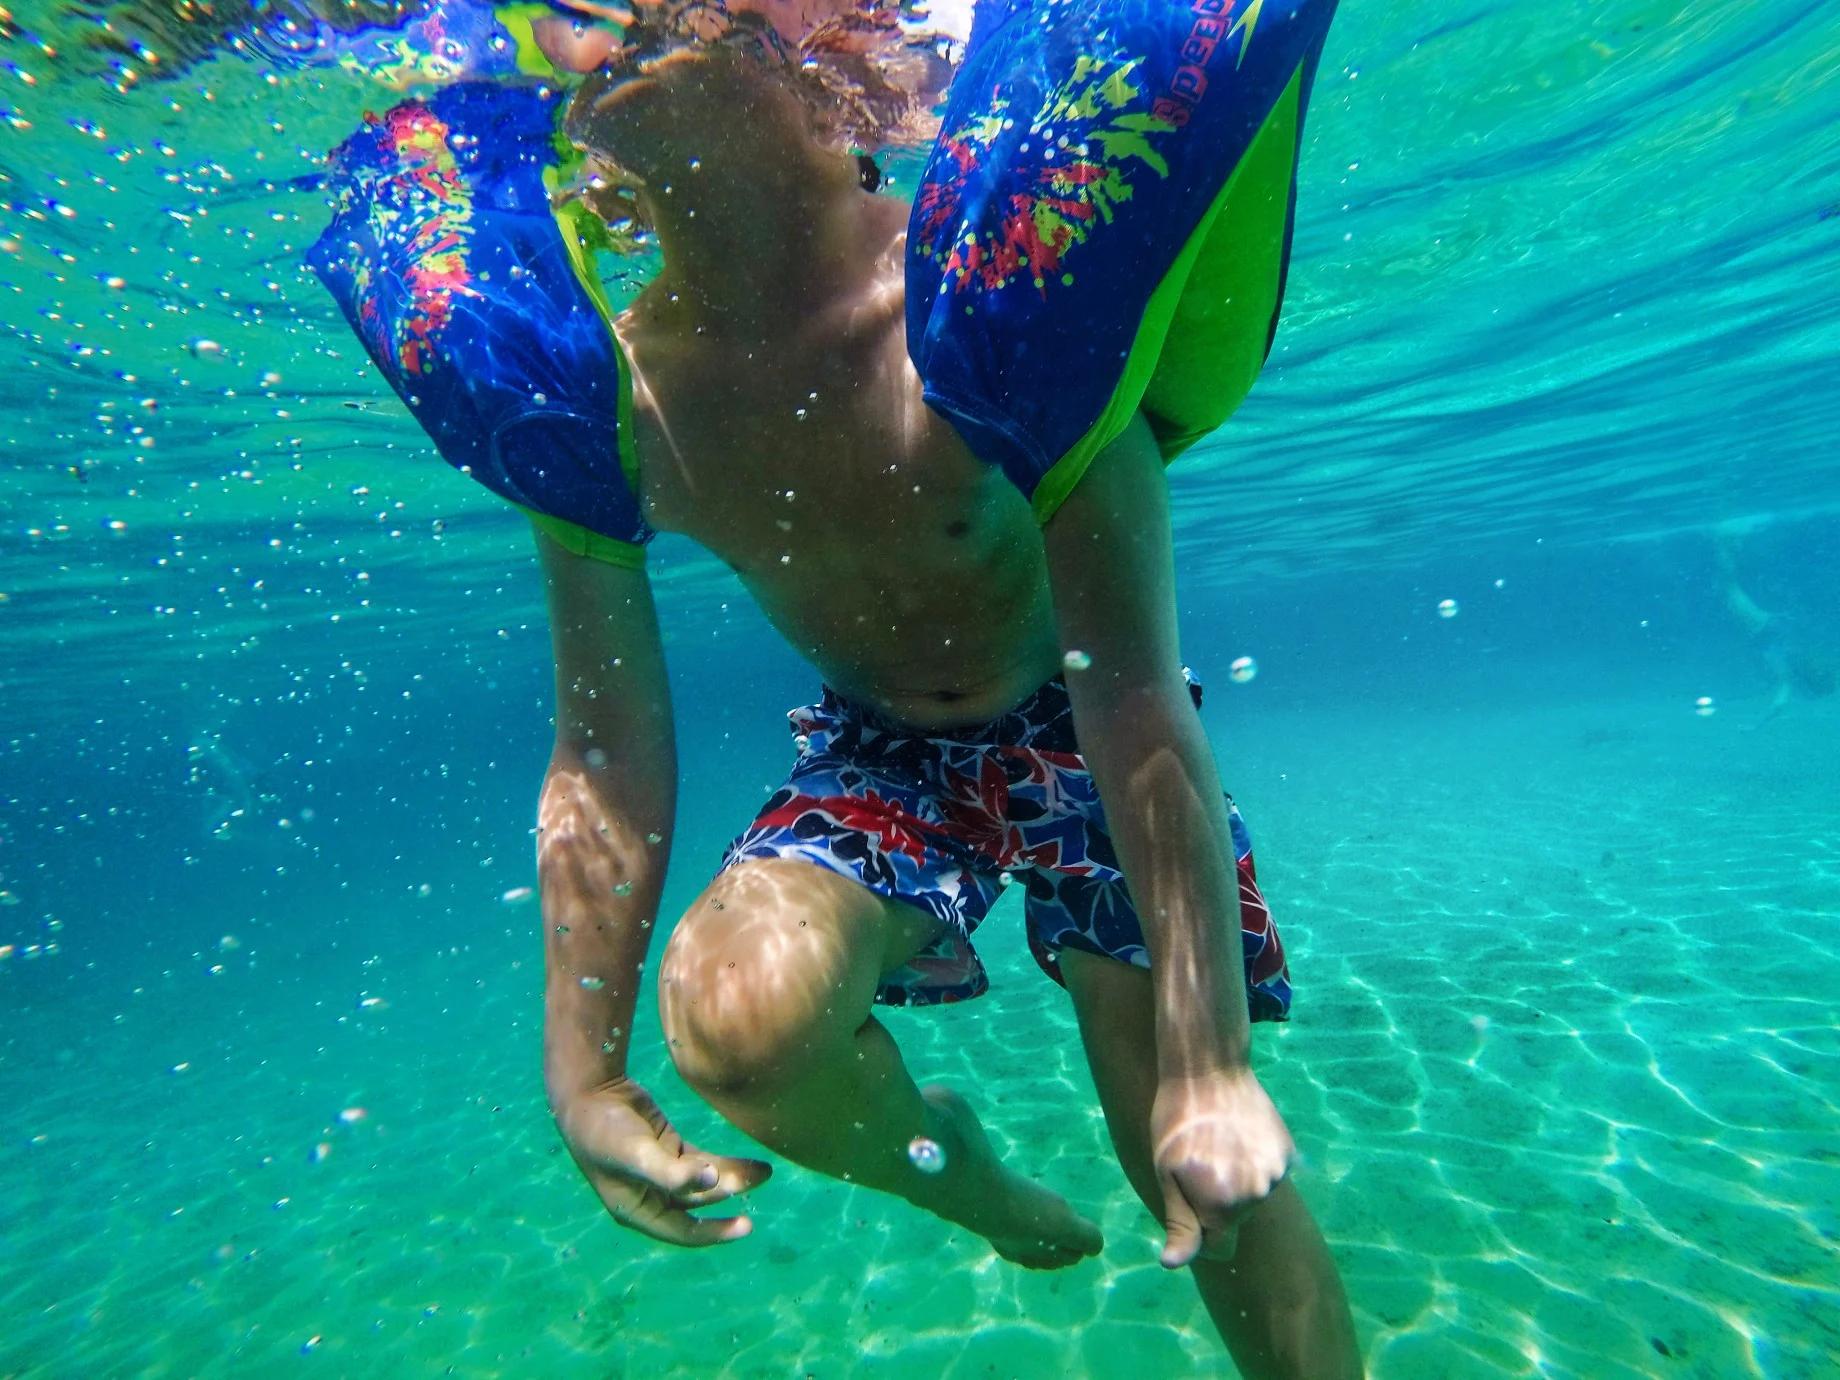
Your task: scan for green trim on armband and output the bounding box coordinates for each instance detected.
[552,195,620,323]
[521,507,648,569]
[615,327,639,497]
[550,195,644,499]
[492,3,561,77]
[494,3,564,77]
[1029,64,1304,526]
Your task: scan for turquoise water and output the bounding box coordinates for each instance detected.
[3,1,1839,1376]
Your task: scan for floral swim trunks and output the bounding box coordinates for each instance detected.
[720,674,1291,1018]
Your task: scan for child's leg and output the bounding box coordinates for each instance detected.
[1059,948,1363,1379]
[659,857,1102,1268]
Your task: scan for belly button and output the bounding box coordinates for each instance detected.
[946,520,970,539]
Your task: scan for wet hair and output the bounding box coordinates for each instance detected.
[601,0,955,154]
[559,0,954,254]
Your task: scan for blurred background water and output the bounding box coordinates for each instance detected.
[1,0,1837,1376]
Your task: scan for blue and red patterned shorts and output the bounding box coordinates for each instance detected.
[720,675,1291,1018]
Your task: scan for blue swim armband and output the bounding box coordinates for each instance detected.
[907,0,1338,520]
[308,81,652,567]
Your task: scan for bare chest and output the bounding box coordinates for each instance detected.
[625,324,1017,578]
[613,311,1060,719]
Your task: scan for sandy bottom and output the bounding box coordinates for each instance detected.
[3,697,1837,1378]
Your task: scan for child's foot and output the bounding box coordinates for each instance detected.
[920,1084,1103,1270]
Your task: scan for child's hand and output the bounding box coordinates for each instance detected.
[1150,1066,1296,1268]
[554,1076,772,1246]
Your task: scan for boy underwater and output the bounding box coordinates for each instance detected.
[305,0,1361,1371]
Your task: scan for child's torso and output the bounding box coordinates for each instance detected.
[620,263,1065,729]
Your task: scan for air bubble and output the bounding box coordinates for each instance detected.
[1437,598,1460,619]
[584,747,608,769]
[579,975,605,990]
[906,1137,946,1174]
[1694,696,1716,717]
[1062,649,1092,672]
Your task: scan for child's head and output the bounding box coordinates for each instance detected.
[566,0,958,156]
[556,0,957,248]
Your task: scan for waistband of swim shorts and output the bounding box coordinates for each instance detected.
[808,668,1201,750]
[809,677,1074,747]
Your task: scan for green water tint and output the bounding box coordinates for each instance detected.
[4,705,1837,1376]
[1,0,1838,1375]
[1,1,1836,698]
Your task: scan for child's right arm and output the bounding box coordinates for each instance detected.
[537,529,769,1245]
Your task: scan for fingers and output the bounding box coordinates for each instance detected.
[673,1148,772,1207]
[597,1180,756,1248]
[1161,1167,1266,1268]
[1159,1176,1204,1270]
[648,1209,753,1248]
[1162,1185,1245,1266]
[681,1144,774,1201]
[559,1084,774,1244]
[617,1135,723,1197]
[601,1135,772,1207]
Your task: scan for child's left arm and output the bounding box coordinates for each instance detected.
[1041,411,1296,1270]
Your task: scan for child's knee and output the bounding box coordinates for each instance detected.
[659,870,870,1094]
